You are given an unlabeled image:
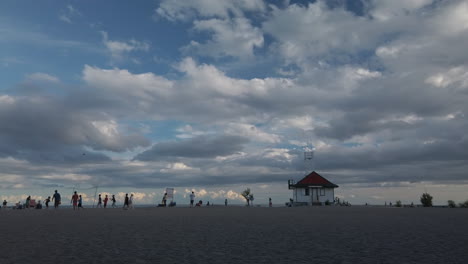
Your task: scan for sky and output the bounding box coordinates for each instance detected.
[1,0,468,206]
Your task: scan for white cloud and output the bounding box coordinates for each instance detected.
[224,123,280,144]
[83,64,173,101]
[26,73,60,83]
[59,14,72,24]
[185,188,244,201]
[370,0,434,21]
[175,125,208,139]
[263,1,378,63]
[58,4,81,24]
[155,0,266,21]
[160,162,198,172]
[184,17,263,59]
[425,66,468,89]
[100,31,150,61]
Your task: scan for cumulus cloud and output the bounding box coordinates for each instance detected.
[183,17,263,59]
[184,188,244,201]
[155,0,266,21]
[2,1,468,204]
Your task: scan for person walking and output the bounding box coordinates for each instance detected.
[123,193,129,209]
[269,198,272,207]
[189,191,195,207]
[97,194,102,208]
[111,195,116,208]
[71,191,79,210]
[129,194,134,209]
[103,195,108,208]
[52,190,61,209]
[225,199,228,206]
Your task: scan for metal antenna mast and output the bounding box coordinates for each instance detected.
[301,130,315,175]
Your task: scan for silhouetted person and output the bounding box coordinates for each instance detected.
[162,193,167,206]
[104,195,108,208]
[123,193,129,209]
[44,196,51,208]
[78,195,83,209]
[52,190,61,209]
[111,195,116,208]
[71,191,79,210]
[97,194,102,208]
[25,196,31,209]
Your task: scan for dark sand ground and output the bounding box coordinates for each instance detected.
[1,206,467,264]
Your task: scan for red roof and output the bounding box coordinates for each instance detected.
[294,171,338,188]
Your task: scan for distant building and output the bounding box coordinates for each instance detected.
[288,171,338,205]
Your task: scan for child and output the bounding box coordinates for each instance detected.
[104,195,109,208]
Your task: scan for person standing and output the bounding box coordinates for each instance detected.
[78,195,83,209]
[189,191,195,207]
[25,196,31,209]
[123,193,129,209]
[103,195,109,208]
[269,198,272,207]
[162,192,167,207]
[71,191,79,210]
[225,199,228,206]
[52,190,61,209]
[97,194,102,208]
[111,195,116,208]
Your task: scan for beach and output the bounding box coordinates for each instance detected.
[1,206,467,264]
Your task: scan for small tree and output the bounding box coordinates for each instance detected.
[420,192,433,207]
[395,200,402,207]
[459,200,468,208]
[241,188,251,206]
[448,200,456,208]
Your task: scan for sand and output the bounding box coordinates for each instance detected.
[1,206,467,264]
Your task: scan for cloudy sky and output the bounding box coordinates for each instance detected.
[1,0,467,205]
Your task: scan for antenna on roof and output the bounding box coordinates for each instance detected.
[300,129,315,175]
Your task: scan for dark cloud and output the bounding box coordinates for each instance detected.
[0,94,149,164]
[134,135,249,160]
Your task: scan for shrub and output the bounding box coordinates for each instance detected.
[459,200,468,208]
[395,200,402,207]
[420,192,433,207]
[448,200,456,208]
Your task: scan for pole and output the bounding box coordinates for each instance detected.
[92,185,98,208]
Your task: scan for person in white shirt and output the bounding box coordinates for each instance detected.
[189,191,195,207]
[129,194,134,209]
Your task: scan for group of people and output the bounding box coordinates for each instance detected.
[94,194,118,209]
[2,190,137,210]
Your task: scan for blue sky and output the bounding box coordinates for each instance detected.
[1,0,468,206]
